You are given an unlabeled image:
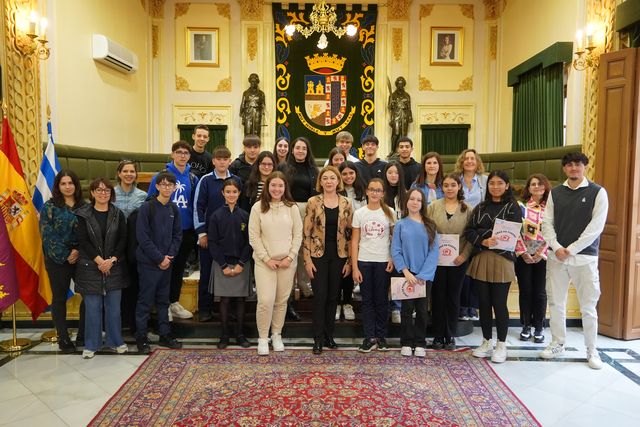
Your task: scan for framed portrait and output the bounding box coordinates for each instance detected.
[430,27,463,66]
[186,27,219,67]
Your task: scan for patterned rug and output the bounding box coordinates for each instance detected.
[90,349,539,426]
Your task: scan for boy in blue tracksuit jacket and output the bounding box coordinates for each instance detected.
[148,141,199,321]
[193,145,242,320]
[135,171,183,354]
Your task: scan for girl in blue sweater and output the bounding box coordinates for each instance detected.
[391,188,439,357]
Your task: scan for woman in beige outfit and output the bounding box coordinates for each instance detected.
[249,171,303,355]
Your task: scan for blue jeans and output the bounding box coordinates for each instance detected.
[83,290,124,352]
[358,261,390,340]
[136,264,171,338]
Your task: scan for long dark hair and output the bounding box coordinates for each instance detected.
[245,151,277,202]
[367,178,395,223]
[339,161,366,202]
[286,136,316,168]
[443,173,468,212]
[272,136,289,164]
[260,171,296,213]
[415,152,444,188]
[383,161,407,211]
[484,170,516,204]
[521,173,551,203]
[403,188,437,246]
[51,169,83,207]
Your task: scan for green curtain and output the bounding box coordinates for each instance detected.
[177,124,227,152]
[511,63,564,151]
[420,124,469,156]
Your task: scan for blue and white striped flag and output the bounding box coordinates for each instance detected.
[33,121,62,212]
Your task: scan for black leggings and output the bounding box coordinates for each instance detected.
[515,257,547,330]
[474,280,511,342]
[219,297,246,337]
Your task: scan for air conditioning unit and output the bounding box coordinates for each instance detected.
[92,34,138,74]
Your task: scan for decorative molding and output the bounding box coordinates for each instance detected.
[420,5,434,18]
[460,4,474,20]
[3,0,42,188]
[247,28,258,61]
[458,76,473,91]
[176,75,190,91]
[238,0,263,21]
[175,2,189,19]
[484,0,506,20]
[392,28,402,61]
[176,107,231,125]
[419,76,433,91]
[387,0,412,21]
[152,25,159,58]
[216,3,231,19]
[417,104,474,125]
[149,0,166,18]
[489,25,497,60]
[582,0,617,177]
[216,77,232,92]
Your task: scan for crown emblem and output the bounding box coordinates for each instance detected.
[305,53,346,75]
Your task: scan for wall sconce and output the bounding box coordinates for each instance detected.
[573,23,602,71]
[14,9,51,60]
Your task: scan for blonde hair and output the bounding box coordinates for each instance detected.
[316,165,344,193]
[455,149,485,174]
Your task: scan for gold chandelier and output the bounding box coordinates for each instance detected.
[284,1,358,50]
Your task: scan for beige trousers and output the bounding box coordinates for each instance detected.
[255,259,296,339]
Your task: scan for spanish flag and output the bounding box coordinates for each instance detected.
[1,116,52,319]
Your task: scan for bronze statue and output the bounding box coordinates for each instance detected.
[388,76,413,155]
[240,73,266,137]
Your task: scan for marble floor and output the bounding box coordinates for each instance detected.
[1,327,639,426]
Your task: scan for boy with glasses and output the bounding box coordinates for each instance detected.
[135,171,183,353]
[149,141,198,320]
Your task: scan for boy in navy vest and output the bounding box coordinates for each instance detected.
[540,152,609,369]
[135,171,183,354]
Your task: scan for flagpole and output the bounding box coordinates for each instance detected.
[0,304,32,352]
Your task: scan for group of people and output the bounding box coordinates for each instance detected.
[39,125,608,370]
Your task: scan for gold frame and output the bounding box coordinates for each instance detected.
[430,27,463,66]
[186,27,219,67]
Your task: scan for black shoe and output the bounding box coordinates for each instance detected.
[324,337,338,349]
[158,335,183,349]
[377,338,389,351]
[136,337,151,355]
[286,304,302,321]
[520,326,532,341]
[58,338,76,354]
[533,328,545,343]
[444,337,456,351]
[432,337,445,350]
[312,339,323,355]
[75,337,84,347]
[358,338,377,353]
[199,312,214,323]
[236,335,251,348]
[217,335,229,349]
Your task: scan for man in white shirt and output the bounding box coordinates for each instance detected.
[540,152,609,370]
[324,131,360,166]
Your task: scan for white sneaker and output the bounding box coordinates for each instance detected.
[113,344,128,354]
[391,310,401,324]
[257,338,269,356]
[491,341,507,363]
[82,349,95,359]
[587,349,603,370]
[170,302,193,319]
[540,342,564,359]
[414,347,426,357]
[271,333,285,352]
[335,305,342,320]
[343,304,355,320]
[472,339,494,358]
[400,346,413,357]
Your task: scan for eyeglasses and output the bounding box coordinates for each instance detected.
[174,150,190,156]
[367,188,383,194]
[158,182,176,188]
[94,188,111,194]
